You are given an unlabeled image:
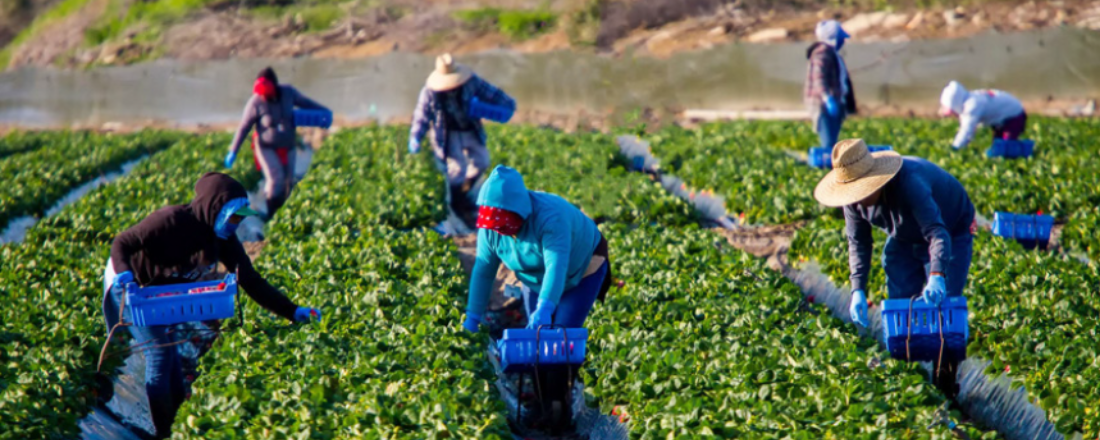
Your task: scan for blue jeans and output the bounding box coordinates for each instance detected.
[816,109,846,149]
[102,260,184,439]
[882,234,973,300]
[524,260,608,328]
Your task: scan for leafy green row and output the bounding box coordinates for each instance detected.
[0,130,181,229]
[0,134,259,440]
[172,127,512,438]
[583,224,971,439]
[789,217,1100,437]
[0,130,53,159]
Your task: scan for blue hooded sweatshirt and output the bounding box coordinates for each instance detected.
[467,165,602,317]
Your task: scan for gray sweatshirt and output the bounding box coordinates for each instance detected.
[229,85,328,153]
[845,157,975,292]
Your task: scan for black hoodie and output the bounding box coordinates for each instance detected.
[110,172,297,321]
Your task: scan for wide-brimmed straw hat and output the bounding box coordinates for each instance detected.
[426,53,473,92]
[813,139,903,207]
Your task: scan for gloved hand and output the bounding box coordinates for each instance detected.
[526,299,555,330]
[462,312,482,333]
[408,138,420,154]
[849,289,869,327]
[224,150,238,169]
[824,95,840,117]
[294,307,322,323]
[112,271,134,293]
[919,274,947,306]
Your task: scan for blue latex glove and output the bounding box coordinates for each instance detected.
[849,289,869,327]
[526,299,555,330]
[112,271,134,292]
[294,307,322,323]
[824,95,840,117]
[408,138,420,154]
[224,150,238,169]
[462,312,482,333]
[920,274,947,306]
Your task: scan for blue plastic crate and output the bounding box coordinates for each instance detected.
[499,327,588,373]
[293,109,333,129]
[808,145,892,169]
[468,97,514,124]
[125,274,237,327]
[882,296,968,362]
[986,139,1035,159]
[992,212,1054,249]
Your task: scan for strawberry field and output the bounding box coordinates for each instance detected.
[0,118,1096,439]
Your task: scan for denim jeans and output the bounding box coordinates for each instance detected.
[102,259,184,439]
[523,260,608,328]
[882,234,973,300]
[815,108,846,149]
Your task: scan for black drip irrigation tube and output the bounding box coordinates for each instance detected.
[616,135,1081,440]
[0,157,147,245]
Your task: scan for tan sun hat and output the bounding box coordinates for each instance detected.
[813,139,904,207]
[426,53,473,92]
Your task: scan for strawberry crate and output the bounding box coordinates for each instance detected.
[986,139,1035,159]
[992,212,1055,250]
[468,97,514,124]
[882,296,968,362]
[808,145,892,169]
[499,327,588,374]
[293,109,333,129]
[125,274,237,327]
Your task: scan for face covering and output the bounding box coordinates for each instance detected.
[254,77,277,101]
[476,206,524,236]
[214,198,251,240]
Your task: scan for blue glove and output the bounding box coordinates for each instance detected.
[526,299,555,330]
[849,289,869,327]
[920,274,947,306]
[224,150,238,169]
[294,307,322,323]
[462,312,482,333]
[112,271,134,292]
[824,95,840,117]
[408,138,420,154]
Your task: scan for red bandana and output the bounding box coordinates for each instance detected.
[477,206,524,236]
[253,77,277,101]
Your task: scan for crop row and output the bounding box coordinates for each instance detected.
[0,130,54,159]
[789,217,1100,437]
[0,130,181,230]
[0,134,259,440]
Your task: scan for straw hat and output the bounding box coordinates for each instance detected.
[813,139,903,207]
[426,53,473,92]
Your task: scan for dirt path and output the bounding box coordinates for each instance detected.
[8,0,107,67]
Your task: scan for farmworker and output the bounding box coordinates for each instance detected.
[463,165,610,333]
[101,172,322,439]
[813,139,975,328]
[940,80,1027,149]
[225,66,330,220]
[805,19,857,150]
[408,53,517,229]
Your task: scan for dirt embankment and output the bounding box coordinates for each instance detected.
[6,0,1100,69]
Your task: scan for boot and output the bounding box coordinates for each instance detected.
[449,184,478,230]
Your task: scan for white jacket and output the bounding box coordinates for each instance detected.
[940,81,1025,148]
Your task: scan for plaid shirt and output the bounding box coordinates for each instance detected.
[804,42,856,116]
[410,75,515,158]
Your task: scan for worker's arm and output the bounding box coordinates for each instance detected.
[228,97,259,154]
[536,216,572,307]
[466,230,502,318]
[219,237,299,321]
[951,98,983,148]
[109,226,147,277]
[901,176,953,276]
[844,206,875,293]
[409,87,434,145]
[471,76,516,111]
[290,87,330,112]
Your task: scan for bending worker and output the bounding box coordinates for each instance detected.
[102,172,321,439]
[805,19,857,150]
[463,165,611,333]
[409,54,516,229]
[813,139,975,326]
[225,67,329,219]
[940,80,1027,149]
